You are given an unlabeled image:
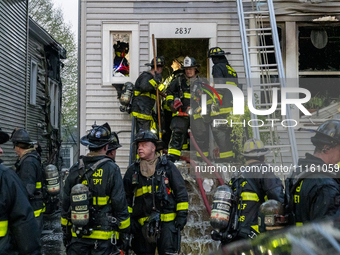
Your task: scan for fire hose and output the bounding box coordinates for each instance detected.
[188,131,224,186]
[179,131,226,215]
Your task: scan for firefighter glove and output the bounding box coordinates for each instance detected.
[175,215,187,231]
[173,98,183,110]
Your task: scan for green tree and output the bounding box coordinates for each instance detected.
[29,0,77,140]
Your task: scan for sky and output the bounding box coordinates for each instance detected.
[52,0,78,39]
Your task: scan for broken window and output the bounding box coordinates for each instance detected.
[112,33,130,77]
[298,25,340,107]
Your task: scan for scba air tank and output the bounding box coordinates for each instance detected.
[210,185,234,231]
[44,164,60,196]
[70,184,90,227]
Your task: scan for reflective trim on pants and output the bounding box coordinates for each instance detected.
[220,151,235,159]
[132,112,153,120]
[0,220,8,237]
[169,148,181,156]
[197,151,209,157]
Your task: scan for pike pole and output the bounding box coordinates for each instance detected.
[152,34,162,145]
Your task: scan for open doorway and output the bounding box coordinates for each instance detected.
[157,38,210,81]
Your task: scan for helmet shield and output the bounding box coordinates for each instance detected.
[80,123,112,149]
[183,56,200,68]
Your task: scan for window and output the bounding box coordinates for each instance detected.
[112,33,130,77]
[49,79,60,128]
[298,25,340,108]
[102,23,139,86]
[30,60,37,105]
[61,146,73,170]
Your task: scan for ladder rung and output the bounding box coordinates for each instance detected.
[249,50,275,54]
[249,45,275,49]
[251,69,278,72]
[244,16,269,20]
[244,11,269,15]
[247,33,272,36]
[246,27,272,32]
[252,83,282,87]
[257,103,281,107]
[251,64,278,68]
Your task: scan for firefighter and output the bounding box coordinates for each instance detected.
[131,56,165,132]
[106,132,122,160]
[123,130,189,255]
[163,57,185,149]
[61,123,130,255]
[286,120,340,225]
[166,56,209,162]
[113,41,129,76]
[11,128,44,237]
[212,138,284,244]
[0,128,42,255]
[208,47,239,163]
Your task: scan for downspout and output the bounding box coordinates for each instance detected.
[77,0,81,158]
[25,0,29,129]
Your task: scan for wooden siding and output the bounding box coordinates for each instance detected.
[0,0,28,167]
[26,35,49,164]
[81,0,246,171]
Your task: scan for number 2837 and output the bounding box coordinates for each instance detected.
[175,28,191,34]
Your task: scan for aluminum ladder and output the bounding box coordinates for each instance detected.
[236,0,299,166]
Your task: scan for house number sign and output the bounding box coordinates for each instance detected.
[175,27,191,34]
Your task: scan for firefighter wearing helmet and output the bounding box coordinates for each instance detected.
[0,128,41,254]
[106,132,122,160]
[286,120,340,226]
[208,47,240,163]
[212,138,284,244]
[123,130,188,255]
[11,128,45,237]
[166,56,210,162]
[61,123,130,254]
[131,56,166,133]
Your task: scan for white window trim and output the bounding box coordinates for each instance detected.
[102,23,139,86]
[149,23,217,77]
[30,60,37,105]
[49,78,60,129]
[61,145,73,170]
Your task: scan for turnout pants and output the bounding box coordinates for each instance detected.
[67,238,113,255]
[168,116,190,162]
[191,117,210,161]
[210,114,234,163]
[131,221,180,255]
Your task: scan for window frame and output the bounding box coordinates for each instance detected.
[30,59,38,105]
[102,23,139,86]
[49,78,60,129]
